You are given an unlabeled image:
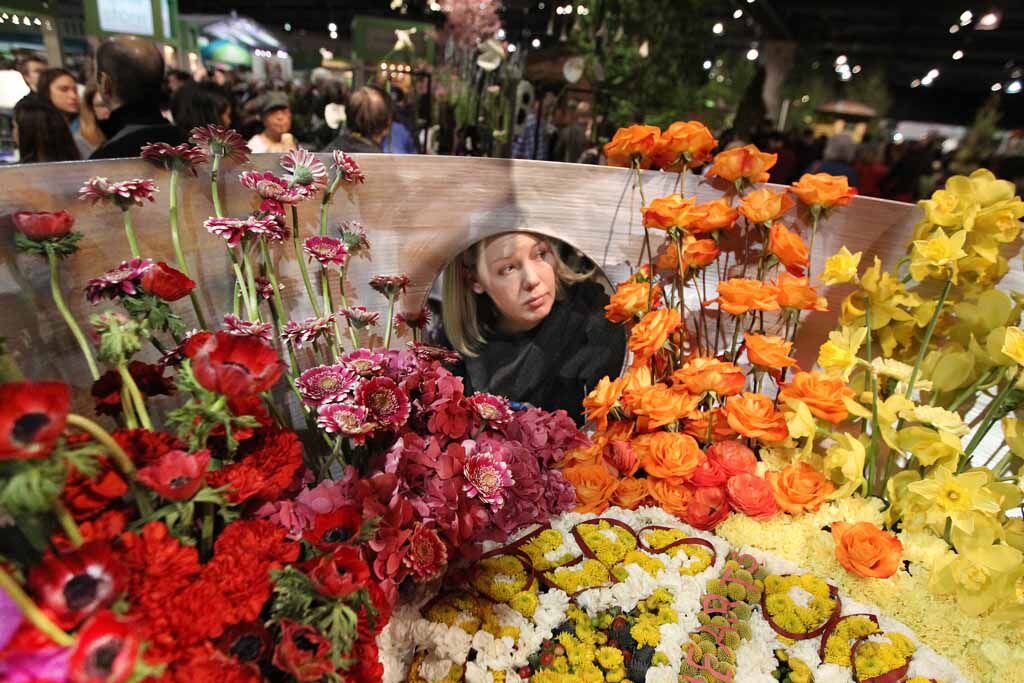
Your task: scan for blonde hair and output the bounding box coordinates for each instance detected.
[442,233,592,357]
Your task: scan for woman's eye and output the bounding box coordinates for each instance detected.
[500,265,515,275]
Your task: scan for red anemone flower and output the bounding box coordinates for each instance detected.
[188,331,284,398]
[272,620,335,682]
[28,542,120,629]
[214,621,273,665]
[68,611,139,683]
[136,449,210,501]
[303,546,371,599]
[0,381,71,460]
[140,262,195,302]
[12,210,75,241]
[304,506,364,550]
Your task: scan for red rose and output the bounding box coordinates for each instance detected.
[707,440,757,477]
[189,331,284,398]
[13,210,74,240]
[0,381,70,460]
[305,546,371,598]
[681,486,730,530]
[69,611,139,683]
[273,620,336,682]
[137,449,210,501]
[725,473,779,520]
[141,262,196,302]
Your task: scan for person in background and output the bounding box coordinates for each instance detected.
[512,90,557,160]
[852,143,888,198]
[247,92,297,154]
[553,100,592,164]
[89,86,112,123]
[91,36,185,159]
[77,82,107,154]
[14,96,80,163]
[166,69,191,93]
[322,86,391,154]
[17,56,46,92]
[36,68,89,157]
[806,133,859,187]
[381,87,418,154]
[172,81,233,135]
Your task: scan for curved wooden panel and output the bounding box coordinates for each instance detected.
[0,154,962,391]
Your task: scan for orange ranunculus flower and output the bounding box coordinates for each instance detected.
[790,173,858,209]
[603,439,639,476]
[583,376,625,431]
[605,419,636,443]
[624,383,700,430]
[562,442,602,468]
[768,222,809,274]
[612,476,651,510]
[648,478,691,516]
[775,272,827,311]
[715,279,779,315]
[563,461,620,514]
[643,194,691,230]
[604,124,662,169]
[652,120,717,171]
[778,371,854,424]
[766,461,835,514]
[672,357,745,396]
[831,521,903,579]
[744,334,797,368]
[738,188,795,225]
[628,309,682,359]
[620,363,653,397]
[692,198,739,233]
[683,408,736,443]
[658,236,721,270]
[722,392,789,442]
[707,144,778,184]
[605,280,663,323]
[633,431,705,484]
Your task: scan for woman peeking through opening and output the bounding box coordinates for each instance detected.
[439,232,625,424]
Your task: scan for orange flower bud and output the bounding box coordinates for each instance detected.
[738,188,795,224]
[628,309,682,359]
[707,144,777,184]
[778,371,854,424]
[563,461,620,514]
[768,222,809,275]
[722,392,789,442]
[633,431,705,484]
[831,521,903,578]
[582,376,625,431]
[692,199,739,233]
[604,125,662,169]
[652,120,717,171]
[605,281,662,323]
[765,461,835,514]
[648,477,692,516]
[716,279,780,315]
[790,173,858,209]
[672,357,746,396]
[612,476,652,510]
[624,383,701,430]
[744,334,798,368]
[775,272,827,311]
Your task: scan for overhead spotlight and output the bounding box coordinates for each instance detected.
[497,28,505,39]
[746,47,759,61]
[949,24,960,33]
[911,79,921,88]
[1008,80,1023,94]
[952,50,964,60]
[921,76,934,86]
[328,22,336,31]
[893,132,904,143]
[702,59,712,70]
[577,4,588,15]
[508,43,517,52]
[531,37,541,47]
[284,22,291,31]
[380,62,387,70]
[712,22,724,34]
[852,65,862,74]
[977,11,1001,29]
[960,10,972,25]
[835,54,847,65]
[329,31,338,39]
[992,82,1003,91]
[538,2,545,8]
[927,68,939,79]
[733,9,743,18]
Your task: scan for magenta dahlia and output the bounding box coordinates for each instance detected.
[84,258,154,303]
[317,402,376,442]
[340,307,379,330]
[189,124,250,163]
[222,314,273,342]
[79,177,158,209]
[356,376,410,429]
[341,349,388,376]
[331,150,366,184]
[296,364,359,406]
[462,443,515,506]
[280,148,328,191]
[467,393,513,425]
[140,142,208,174]
[303,236,348,268]
[369,274,410,298]
[204,215,280,247]
[239,170,310,214]
[282,314,335,349]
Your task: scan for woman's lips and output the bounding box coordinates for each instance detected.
[525,293,548,309]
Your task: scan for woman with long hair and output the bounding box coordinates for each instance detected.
[14,96,80,163]
[36,68,92,157]
[77,82,108,152]
[171,80,233,134]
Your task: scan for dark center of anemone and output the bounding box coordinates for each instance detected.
[222,360,252,375]
[322,526,352,543]
[293,631,318,652]
[229,634,263,661]
[63,573,100,611]
[12,412,50,445]
[169,475,192,488]
[86,639,122,676]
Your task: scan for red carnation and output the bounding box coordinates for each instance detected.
[140,261,196,301]
[189,331,284,398]
[351,640,384,683]
[12,210,75,240]
[206,429,303,505]
[137,449,210,501]
[68,611,139,683]
[304,546,372,598]
[357,581,393,641]
[113,428,186,467]
[0,381,70,460]
[28,542,120,629]
[272,620,336,682]
[403,523,448,582]
[682,485,731,531]
[157,643,262,683]
[62,452,129,521]
[304,506,364,549]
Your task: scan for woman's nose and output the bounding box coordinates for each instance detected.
[522,264,540,289]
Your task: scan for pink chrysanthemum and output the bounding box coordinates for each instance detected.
[296,364,359,406]
[467,394,513,425]
[340,307,379,330]
[280,149,328,191]
[254,276,284,300]
[204,215,281,247]
[338,221,371,258]
[85,258,154,303]
[341,349,388,376]
[222,314,273,342]
[282,315,336,348]
[356,376,410,429]
[79,177,158,209]
[394,308,431,331]
[317,402,376,443]
[408,342,460,364]
[331,150,366,184]
[303,236,348,268]
[189,125,250,163]
[140,143,208,174]
[369,274,410,298]
[403,523,448,582]
[462,443,515,506]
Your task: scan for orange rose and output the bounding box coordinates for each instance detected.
[605,420,635,443]
[831,521,903,579]
[642,194,691,230]
[726,473,779,520]
[775,272,827,311]
[768,222,809,274]
[707,144,777,184]
[652,120,717,171]
[778,371,854,424]
[655,237,720,271]
[683,408,736,443]
[744,334,797,368]
[766,461,835,514]
[563,461,620,514]
[633,431,704,484]
[620,363,653,395]
[604,124,661,169]
[692,198,739,233]
[790,173,858,209]
[624,383,700,430]
[605,281,663,323]
[628,309,682,359]
[648,478,691,516]
[602,440,639,476]
[716,279,779,315]
[722,392,789,442]
[612,476,651,510]
[738,188,795,225]
[562,442,602,468]
[672,357,745,396]
[583,376,625,431]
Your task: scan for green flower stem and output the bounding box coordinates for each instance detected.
[992,450,1017,478]
[0,567,74,647]
[633,163,654,309]
[729,312,745,363]
[864,303,882,497]
[120,391,138,429]
[292,206,322,318]
[383,294,397,349]
[319,174,342,237]
[199,502,215,561]
[959,366,1022,471]
[66,413,154,519]
[232,261,255,320]
[258,239,288,345]
[673,233,689,354]
[47,249,99,380]
[320,269,340,360]
[904,279,953,399]
[241,246,261,322]
[947,369,997,412]
[210,154,224,218]
[53,500,83,547]
[121,209,141,258]
[337,266,360,349]
[118,364,153,430]
[168,169,208,330]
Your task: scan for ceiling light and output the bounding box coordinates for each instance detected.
[921,77,934,86]
[746,47,759,61]
[835,54,847,65]
[893,132,904,143]
[927,68,940,79]
[800,94,809,103]
[328,22,336,31]
[977,11,1000,29]
[538,1,545,7]
[952,50,964,60]
[712,22,724,34]
[702,59,712,70]
[1008,80,1023,94]
[508,43,517,52]
[497,28,505,39]
[992,82,1003,91]
[949,24,960,33]
[852,65,861,74]
[531,37,540,47]
[284,22,291,31]
[911,79,921,88]
[960,10,972,25]
[380,62,387,70]
[329,31,338,39]
[733,9,743,18]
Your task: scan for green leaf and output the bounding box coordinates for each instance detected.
[0,458,66,515]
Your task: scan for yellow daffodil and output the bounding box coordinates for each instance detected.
[1004,518,1024,552]
[930,524,1023,616]
[872,357,933,394]
[874,394,915,450]
[900,405,970,437]
[820,246,862,285]
[1004,418,1024,459]
[909,229,968,283]
[906,465,1001,533]
[918,183,979,230]
[782,397,818,442]
[973,197,1024,243]
[823,432,866,499]
[897,426,962,468]
[1001,326,1024,365]
[885,470,923,528]
[817,326,867,379]
[965,168,1018,209]
[841,257,921,330]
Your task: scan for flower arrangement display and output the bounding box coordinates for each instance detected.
[378,506,966,682]
[0,131,585,682]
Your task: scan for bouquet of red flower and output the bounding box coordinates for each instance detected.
[0,131,584,682]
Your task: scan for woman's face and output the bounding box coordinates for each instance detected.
[264,108,292,137]
[50,75,79,115]
[472,234,558,334]
[92,92,111,121]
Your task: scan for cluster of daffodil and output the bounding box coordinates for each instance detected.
[762,573,837,638]
[519,529,578,571]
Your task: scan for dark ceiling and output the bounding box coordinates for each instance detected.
[177,0,1024,127]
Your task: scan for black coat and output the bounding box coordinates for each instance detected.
[91,103,186,160]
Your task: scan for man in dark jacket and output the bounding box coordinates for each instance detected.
[90,36,185,159]
[321,86,391,154]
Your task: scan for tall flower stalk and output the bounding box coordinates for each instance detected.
[48,246,100,380]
